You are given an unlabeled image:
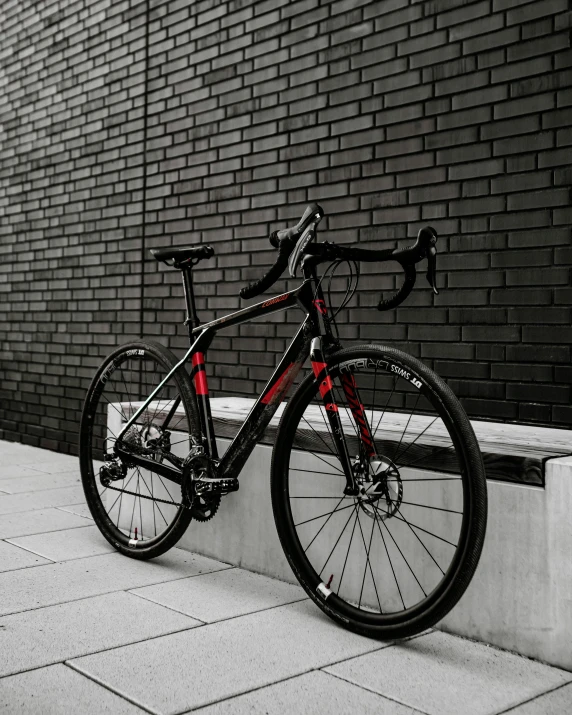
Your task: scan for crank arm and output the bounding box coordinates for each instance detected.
[114,442,183,485]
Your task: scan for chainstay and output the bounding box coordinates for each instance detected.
[103,483,187,509]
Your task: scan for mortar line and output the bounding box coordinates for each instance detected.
[323,668,431,715]
[139,0,150,340]
[0,619,199,683]
[494,680,572,715]
[0,561,234,618]
[65,661,161,715]
[127,586,307,625]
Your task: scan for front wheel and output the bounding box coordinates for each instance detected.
[271,344,487,639]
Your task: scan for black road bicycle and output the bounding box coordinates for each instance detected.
[79,204,487,639]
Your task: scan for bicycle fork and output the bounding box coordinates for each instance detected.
[311,337,376,496]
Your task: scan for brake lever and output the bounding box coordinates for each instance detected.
[426,245,438,295]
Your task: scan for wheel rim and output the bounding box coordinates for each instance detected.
[283,354,472,623]
[83,349,191,548]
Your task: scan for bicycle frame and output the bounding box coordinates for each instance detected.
[116,264,371,494]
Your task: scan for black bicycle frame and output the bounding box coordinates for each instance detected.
[115,262,364,494]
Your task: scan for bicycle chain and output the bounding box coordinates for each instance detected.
[103,482,220,520]
[103,483,187,509]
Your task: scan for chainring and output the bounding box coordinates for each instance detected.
[191,493,221,522]
[182,450,221,522]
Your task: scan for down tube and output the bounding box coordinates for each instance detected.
[217,319,312,481]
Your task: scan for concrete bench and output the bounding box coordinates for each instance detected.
[108,398,572,671]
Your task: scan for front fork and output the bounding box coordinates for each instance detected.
[310,339,355,496]
[310,338,379,496]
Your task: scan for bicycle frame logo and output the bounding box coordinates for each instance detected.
[262,293,289,308]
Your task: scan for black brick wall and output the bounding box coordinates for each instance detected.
[1,0,571,453]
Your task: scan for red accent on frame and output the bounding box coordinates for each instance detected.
[261,363,294,405]
[192,352,209,395]
[313,299,327,315]
[318,375,333,399]
[312,361,327,379]
[341,373,375,457]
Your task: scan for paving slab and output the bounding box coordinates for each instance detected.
[0,540,52,572]
[324,631,572,715]
[0,471,81,494]
[0,485,85,515]
[0,549,230,616]
[131,566,306,623]
[0,445,56,468]
[505,682,572,714]
[0,465,47,480]
[0,507,90,539]
[57,503,93,520]
[192,669,423,715]
[20,457,79,474]
[69,600,386,714]
[0,663,147,714]
[0,590,201,678]
[8,525,115,562]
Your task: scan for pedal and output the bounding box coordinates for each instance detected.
[195,477,239,495]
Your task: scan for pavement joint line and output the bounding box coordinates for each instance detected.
[64,660,161,715]
[312,628,432,674]
[0,620,202,682]
[322,665,432,715]
[55,505,95,520]
[0,467,80,481]
[0,558,236,618]
[0,492,88,516]
[493,680,572,715]
[126,590,209,625]
[0,521,94,540]
[176,666,417,715]
[1,538,57,565]
[127,584,309,625]
[174,668,322,714]
[0,481,82,496]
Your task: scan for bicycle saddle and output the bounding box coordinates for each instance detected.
[151,244,215,268]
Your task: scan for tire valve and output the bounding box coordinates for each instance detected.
[134,527,138,541]
[326,574,334,589]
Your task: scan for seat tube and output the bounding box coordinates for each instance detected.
[310,337,357,496]
[191,351,218,459]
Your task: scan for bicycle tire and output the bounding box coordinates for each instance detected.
[79,340,199,560]
[271,344,487,639]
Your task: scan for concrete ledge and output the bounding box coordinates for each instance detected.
[108,401,572,670]
[179,446,572,671]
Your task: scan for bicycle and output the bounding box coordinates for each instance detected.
[79,203,487,639]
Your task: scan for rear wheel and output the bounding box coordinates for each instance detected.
[272,344,487,638]
[79,340,198,559]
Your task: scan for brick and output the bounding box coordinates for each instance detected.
[506,0,569,26]
[507,188,570,211]
[452,84,507,111]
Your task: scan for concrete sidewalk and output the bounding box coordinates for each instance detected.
[0,440,571,715]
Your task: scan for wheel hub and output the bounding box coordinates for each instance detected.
[354,456,403,520]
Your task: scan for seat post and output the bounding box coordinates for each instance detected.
[181,267,200,338]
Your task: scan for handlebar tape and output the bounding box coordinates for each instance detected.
[377,263,417,312]
[239,236,296,299]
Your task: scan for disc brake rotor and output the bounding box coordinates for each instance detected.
[356,456,403,520]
